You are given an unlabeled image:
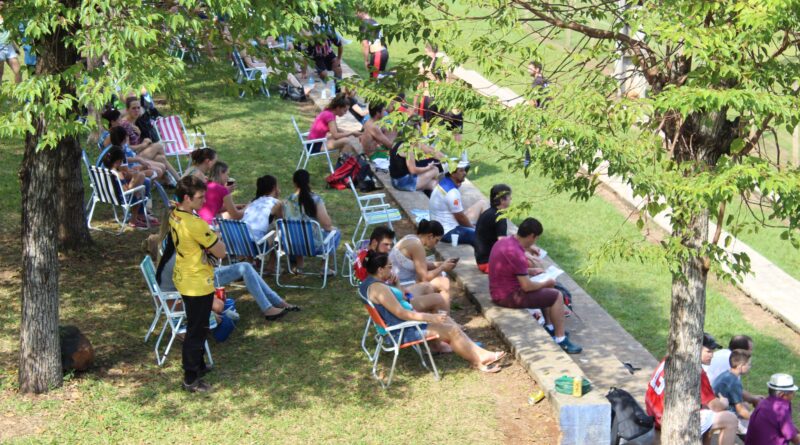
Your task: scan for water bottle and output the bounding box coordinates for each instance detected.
[327,79,336,98]
[305,75,315,96]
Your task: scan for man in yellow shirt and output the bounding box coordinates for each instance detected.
[170,176,226,393]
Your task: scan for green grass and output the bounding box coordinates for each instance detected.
[0,63,509,444]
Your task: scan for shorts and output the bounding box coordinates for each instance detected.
[418,95,437,122]
[310,141,325,154]
[493,287,560,310]
[699,409,714,434]
[313,53,337,74]
[0,43,18,62]
[368,48,389,78]
[442,226,476,247]
[391,174,417,192]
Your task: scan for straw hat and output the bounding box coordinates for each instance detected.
[767,373,798,392]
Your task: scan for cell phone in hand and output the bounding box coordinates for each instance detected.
[448,257,460,264]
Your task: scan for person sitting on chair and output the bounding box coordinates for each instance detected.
[198,161,245,224]
[307,93,363,156]
[182,147,217,181]
[361,250,505,371]
[243,174,283,241]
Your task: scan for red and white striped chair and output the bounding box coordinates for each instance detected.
[154,115,207,174]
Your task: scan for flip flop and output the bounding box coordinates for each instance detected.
[475,363,502,373]
[481,351,507,368]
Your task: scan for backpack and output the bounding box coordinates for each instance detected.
[606,387,654,444]
[278,82,307,102]
[355,155,379,192]
[326,156,361,190]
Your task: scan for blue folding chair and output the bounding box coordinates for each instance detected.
[274,218,339,289]
[215,218,275,276]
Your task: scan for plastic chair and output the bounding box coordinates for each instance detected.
[215,218,275,276]
[291,116,336,173]
[274,218,339,289]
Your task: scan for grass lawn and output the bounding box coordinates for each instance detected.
[0,62,557,444]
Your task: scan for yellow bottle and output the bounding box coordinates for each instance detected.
[572,376,583,397]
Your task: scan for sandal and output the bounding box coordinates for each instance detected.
[264,309,288,321]
[475,363,502,373]
[481,351,507,368]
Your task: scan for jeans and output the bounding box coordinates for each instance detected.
[182,293,213,384]
[442,226,477,247]
[214,262,284,312]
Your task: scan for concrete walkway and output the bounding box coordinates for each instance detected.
[450,65,800,335]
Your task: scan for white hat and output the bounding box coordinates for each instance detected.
[767,373,798,392]
[456,150,470,169]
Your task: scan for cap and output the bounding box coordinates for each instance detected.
[456,150,470,169]
[767,373,798,392]
[702,333,721,350]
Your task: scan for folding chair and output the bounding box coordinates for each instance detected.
[95,139,171,211]
[291,116,336,173]
[154,115,207,175]
[274,218,339,289]
[85,164,151,233]
[342,239,370,287]
[215,218,275,276]
[140,256,214,367]
[347,178,402,244]
[232,47,270,98]
[357,287,440,388]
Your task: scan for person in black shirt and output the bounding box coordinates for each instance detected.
[475,184,512,273]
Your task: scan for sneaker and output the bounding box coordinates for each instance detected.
[183,379,212,393]
[557,337,582,354]
[544,325,570,338]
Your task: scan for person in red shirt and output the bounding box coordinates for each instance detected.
[646,333,738,445]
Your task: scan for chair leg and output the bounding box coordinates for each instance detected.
[154,321,171,366]
[144,308,161,343]
[86,198,98,229]
[204,340,213,367]
[361,319,373,359]
[421,338,441,381]
[324,149,334,173]
[385,347,401,388]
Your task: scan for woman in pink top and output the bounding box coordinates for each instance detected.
[198,162,245,224]
[308,93,363,155]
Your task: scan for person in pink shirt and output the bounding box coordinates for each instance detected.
[198,161,245,224]
[308,93,362,155]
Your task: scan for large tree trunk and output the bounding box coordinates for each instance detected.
[19,127,62,394]
[56,137,92,250]
[661,207,710,443]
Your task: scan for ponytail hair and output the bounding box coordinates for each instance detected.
[293,169,317,219]
[191,147,217,166]
[364,250,389,274]
[254,175,277,201]
[417,219,444,237]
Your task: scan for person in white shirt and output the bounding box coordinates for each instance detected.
[428,156,487,247]
[243,174,283,241]
[706,334,765,407]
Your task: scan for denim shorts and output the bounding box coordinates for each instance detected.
[391,174,417,192]
[0,44,18,62]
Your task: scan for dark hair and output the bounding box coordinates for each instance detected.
[210,161,228,184]
[517,217,543,238]
[729,349,752,369]
[369,102,385,118]
[109,125,128,146]
[490,184,512,207]
[417,219,444,237]
[191,147,217,166]
[326,93,349,111]
[728,335,753,351]
[254,175,277,200]
[125,96,142,109]
[176,175,207,203]
[369,226,395,244]
[293,169,317,219]
[768,388,779,397]
[101,109,121,126]
[102,146,126,168]
[364,250,389,274]
[529,61,542,70]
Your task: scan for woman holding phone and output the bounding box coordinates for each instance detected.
[198,161,246,224]
[388,219,456,305]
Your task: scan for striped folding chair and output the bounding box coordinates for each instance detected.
[232,47,270,98]
[357,287,440,388]
[95,141,170,212]
[154,115,207,175]
[85,164,150,233]
[274,218,339,289]
[347,178,403,244]
[215,218,275,276]
[291,116,336,173]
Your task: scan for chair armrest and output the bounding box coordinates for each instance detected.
[323,229,339,244]
[123,184,147,197]
[303,137,328,145]
[384,320,426,332]
[359,193,387,201]
[160,139,176,146]
[361,203,393,212]
[256,230,276,247]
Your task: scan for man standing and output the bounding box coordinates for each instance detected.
[745,373,799,444]
[428,154,487,247]
[0,8,22,84]
[357,11,389,79]
[528,60,549,108]
[170,176,227,393]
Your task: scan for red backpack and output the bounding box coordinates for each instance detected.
[325,156,361,190]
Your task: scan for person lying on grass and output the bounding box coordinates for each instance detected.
[360,250,505,372]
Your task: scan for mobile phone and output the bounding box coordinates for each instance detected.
[448,257,460,264]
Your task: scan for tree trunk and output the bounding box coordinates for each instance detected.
[19,126,62,394]
[57,136,92,250]
[661,208,710,444]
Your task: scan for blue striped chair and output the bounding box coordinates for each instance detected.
[84,161,150,233]
[275,218,340,289]
[215,218,275,276]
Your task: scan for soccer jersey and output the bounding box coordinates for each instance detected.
[646,357,716,427]
[429,176,462,234]
[169,208,219,296]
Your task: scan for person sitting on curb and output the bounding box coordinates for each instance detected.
[713,348,754,434]
[428,153,488,247]
[388,220,455,306]
[487,217,581,353]
[646,333,738,445]
[360,102,396,158]
[744,373,799,445]
[355,226,449,315]
[361,250,505,369]
[706,334,765,409]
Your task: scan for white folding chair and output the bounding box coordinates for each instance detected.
[140,256,214,367]
[274,218,339,289]
[154,115,207,175]
[291,116,336,173]
[347,178,403,244]
[85,164,150,233]
[232,47,270,98]
[342,239,370,287]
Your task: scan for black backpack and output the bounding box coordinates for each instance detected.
[606,387,654,445]
[278,82,307,102]
[355,155,379,192]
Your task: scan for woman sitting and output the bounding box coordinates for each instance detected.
[307,93,363,155]
[108,126,166,183]
[389,219,454,303]
[198,161,245,225]
[361,251,505,372]
[182,147,217,181]
[283,169,341,270]
[243,174,283,241]
[389,140,439,192]
[101,146,156,228]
